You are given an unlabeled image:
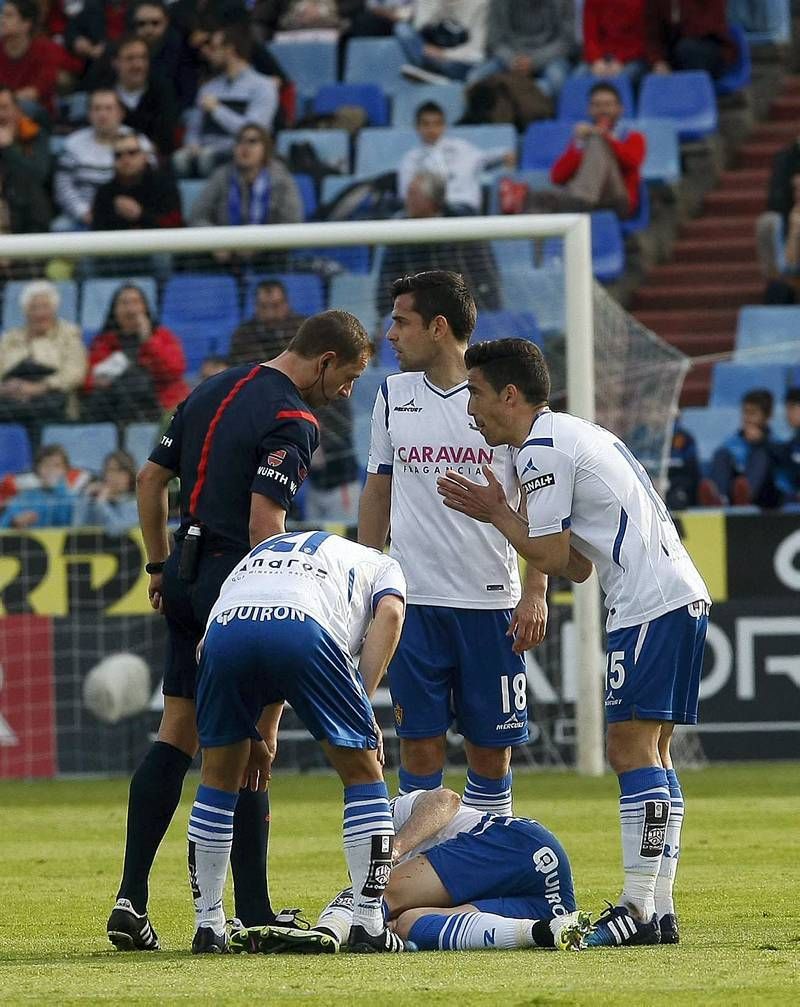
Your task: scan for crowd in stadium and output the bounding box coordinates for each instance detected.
[0,0,797,524]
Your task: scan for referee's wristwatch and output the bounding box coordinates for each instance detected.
[145,561,166,574]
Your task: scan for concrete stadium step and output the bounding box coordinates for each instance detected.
[633,309,740,336]
[765,96,800,122]
[717,168,770,188]
[672,237,757,263]
[633,283,763,311]
[663,331,735,356]
[680,362,715,407]
[644,262,762,287]
[737,143,786,169]
[702,190,767,215]
[751,120,800,142]
[679,215,756,240]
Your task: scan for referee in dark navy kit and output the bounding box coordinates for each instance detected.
[106,309,372,952]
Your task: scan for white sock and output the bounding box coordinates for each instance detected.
[187,784,238,934]
[617,766,670,920]
[316,887,353,944]
[414,912,536,951]
[343,782,394,936]
[655,768,684,917]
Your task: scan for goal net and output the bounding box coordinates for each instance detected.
[0,217,688,779]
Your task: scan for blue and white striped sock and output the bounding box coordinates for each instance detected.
[343,781,394,936]
[397,768,443,796]
[462,769,513,816]
[408,911,534,951]
[618,766,670,920]
[187,784,238,934]
[655,768,684,917]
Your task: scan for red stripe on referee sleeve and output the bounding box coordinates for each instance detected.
[276,409,320,428]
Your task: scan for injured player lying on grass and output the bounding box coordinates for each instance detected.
[228,788,593,954]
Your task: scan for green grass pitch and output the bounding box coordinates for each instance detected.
[1,763,798,1006]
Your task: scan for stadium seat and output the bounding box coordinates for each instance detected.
[178,178,206,221]
[727,0,791,44]
[80,277,158,341]
[40,422,118,474]
[123,421,160,470]
[0,423,33,474]
[292,172,318,220]
[716,23,752,96]
[735,305,800,363]
[355,127,417,177]
[353,409,372,468]
[1,280,78,330]
[314,83,389,127]
[268,40,337,100]
[328,272,378,337]
[557,74,635,122]
[620,181,651,236]
[678,406,741,464]
[243,274,325,317]
[350,364,394,417]
[275,129,350,174]
[499,266,565,332]
[391,82,466,127]
[542,212,625,283]
[637,71,718,141]
[520,121,574,172]
[449,124,517,154]
[708,361,788,408]
[161,274,240,374]
[490,238,536,270]
[473,310,541,346]
[344,37,406,91]
[630,118,681,186]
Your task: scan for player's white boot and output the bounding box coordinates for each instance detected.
[550,911,594,951]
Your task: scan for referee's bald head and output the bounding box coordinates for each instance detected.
[289,309,373,363]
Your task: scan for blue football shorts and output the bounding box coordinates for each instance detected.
[387,604,529,747]
[604,600,710,724]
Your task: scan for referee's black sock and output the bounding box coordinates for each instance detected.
[116,741,192,915]
[230,788,274,926]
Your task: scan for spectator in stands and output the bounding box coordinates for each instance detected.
[0,86,52,234]
[54,88,141,231]
[198,355,229,382]
[0,280,87,431]
[756,157,800,287]
[398,101,515,215]
[646,0,734,79]
[349,1,416,37]
[172,23,279,178]
[65,0,132,84]
[378,170,501,313]
[82,283,189,422]
[582,0,648,86]
[106,35,179,156]
[229,279,306,364]
[91,131,182,231]
[0,444,77,528]
[72,448,139,532]
[482,0,574,97]
[0,0,81,117]
[699,389,786,509]
[132,0,197,110]
[665,417,700,510]
[778,387,800,502]
[396,0,489,83]
[524,82,645,219]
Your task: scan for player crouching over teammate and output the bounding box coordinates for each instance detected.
[188,530,407,954]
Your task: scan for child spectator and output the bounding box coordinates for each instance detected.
[0,444,78,528]
[665,418,700,510]
[72,449,139,532]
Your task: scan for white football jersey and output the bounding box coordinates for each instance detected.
[367,371,522,608]
[205,530,406,660]
[516,410,710,631]
[391,791,485,863]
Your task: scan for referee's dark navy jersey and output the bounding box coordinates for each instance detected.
[149,364,319,551]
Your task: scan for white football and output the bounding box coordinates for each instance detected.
[83,653,151,724]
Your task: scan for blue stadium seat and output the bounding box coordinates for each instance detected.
[350,364,394,417]
[328,272,378,337]
[0,423,33,474]
[353,409,372,468]
[269,40,337,99]
[520,121,574,171]
[320,174,360,203]
[355,127,417,176]
[80,277,158,341]
[292,172,318,220]
[243,274,325,318]
[727,0,791,44]
[499,266,565,332]
[314,83,390,127]
[275,129,350,174]
[716,23,752,96]
[735,305,800,362]
[391,82,466,127]
[40,423,118,474]
[344,37,406,91]
[708,362,788,408]
[679,406,741,464]
[473,310,541,346]
[2,280,78,331]
[178,178,206,221]
[449,124,517,153]
[557,74,635,122]
[628,118,681,186]
[620,181,651,236]
[123,422,160,470]
[638,71,718,141]
[589,211,626,282]
[161,274,240,374]
[490,238,536,270]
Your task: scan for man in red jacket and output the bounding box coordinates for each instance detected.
[646,0,734,79]
[0,0,81,115]
[526,82,645,219]
[582,0,648,85]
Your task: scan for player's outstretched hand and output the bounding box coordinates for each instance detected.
[242,739,272,792]
[436,465,508,523]
[509,592,548,652]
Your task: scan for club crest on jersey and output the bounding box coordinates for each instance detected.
[267,449,287,468]
[394,397,423,412]
[393,702,403,727]
[523,472,555,492]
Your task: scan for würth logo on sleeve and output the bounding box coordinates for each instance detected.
[267,449,287,468]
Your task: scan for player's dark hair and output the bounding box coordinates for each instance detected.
[465,338,551,405]
[742,388,773,417]
[415,101,445,123]
[289,309,372,363]
[785,386,800,406]
[589,81,622,102]
[390,270,477,343]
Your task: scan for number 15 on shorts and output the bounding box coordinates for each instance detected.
[606,650,626,691]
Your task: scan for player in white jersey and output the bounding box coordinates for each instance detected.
[359,271,548,819]
[188,530,408,955]
[437,339,711,949]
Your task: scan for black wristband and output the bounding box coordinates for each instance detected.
[145,561,166,574]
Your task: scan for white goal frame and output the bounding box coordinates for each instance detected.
[0,214,605,776]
